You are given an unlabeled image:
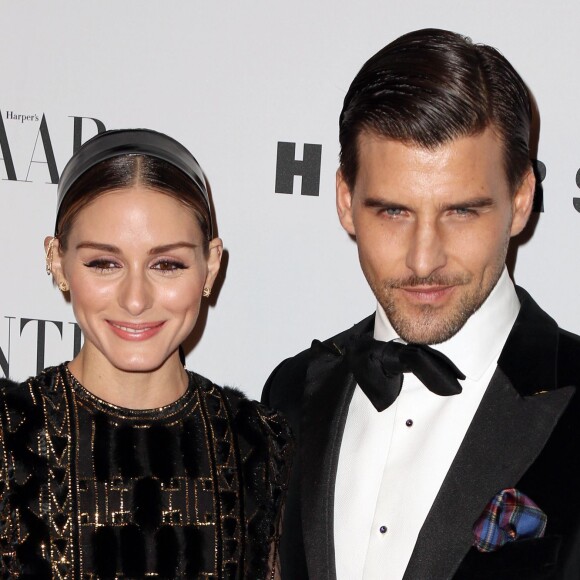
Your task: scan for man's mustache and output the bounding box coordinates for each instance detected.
[386,273,471,289]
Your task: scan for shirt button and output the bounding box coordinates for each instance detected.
[379,525,387,534]
[406,419,413,427]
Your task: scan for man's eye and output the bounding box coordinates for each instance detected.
[384,208,403,216]
[455,208,474,216]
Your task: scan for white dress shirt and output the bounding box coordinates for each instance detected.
[334,269,520,579]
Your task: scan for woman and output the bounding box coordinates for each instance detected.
[0,129,291,578]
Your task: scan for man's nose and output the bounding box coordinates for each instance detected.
[405,219,447,279]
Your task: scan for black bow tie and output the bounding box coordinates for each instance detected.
[346,336,465,412]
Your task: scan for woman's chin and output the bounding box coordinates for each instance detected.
[108,353,174,374]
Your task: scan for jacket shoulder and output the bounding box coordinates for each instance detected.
[556,327,580,386]
[502,288,580,395]
[262,314,374,411]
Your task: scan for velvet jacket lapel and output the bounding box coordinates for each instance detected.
[296,289,575,579]
[403,288,576,579]
[299,317,373,580]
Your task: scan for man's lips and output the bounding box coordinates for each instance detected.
[398,285,455,304]
[107,320,165,340]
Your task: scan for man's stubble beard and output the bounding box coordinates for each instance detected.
[370,247,508,345]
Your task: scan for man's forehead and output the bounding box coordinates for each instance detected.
[352,128,510,199]
[355,126,504,157]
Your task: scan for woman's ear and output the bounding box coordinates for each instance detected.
[45,236,69,290]
[204,237,223,293]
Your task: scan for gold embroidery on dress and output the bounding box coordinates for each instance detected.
[0,366,291,578]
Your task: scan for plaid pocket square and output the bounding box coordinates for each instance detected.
[472,488,547,553]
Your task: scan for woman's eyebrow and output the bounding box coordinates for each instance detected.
[148,242,198,255]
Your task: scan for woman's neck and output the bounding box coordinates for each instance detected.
[67,348,189,410]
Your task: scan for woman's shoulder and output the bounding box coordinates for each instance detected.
[188,370,293,455]
[0,368,66,471]
[188,370,290,421]
[0,365,64,399]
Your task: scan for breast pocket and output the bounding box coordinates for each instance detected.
[453,536,562,580]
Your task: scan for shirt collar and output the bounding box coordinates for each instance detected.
[374,268,520,380]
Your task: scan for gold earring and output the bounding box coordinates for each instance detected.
[58,280,69,292]
[45,237,55,276]
[203,287,211,298]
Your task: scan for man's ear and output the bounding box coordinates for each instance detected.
[510,168,536,237]
[336,169,356,236]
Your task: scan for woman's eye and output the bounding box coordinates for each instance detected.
[84,260,118,272]
[152,260,187,272]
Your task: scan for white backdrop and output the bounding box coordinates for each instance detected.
[1,1,579,398]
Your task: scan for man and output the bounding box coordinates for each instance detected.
[263,29,580,579]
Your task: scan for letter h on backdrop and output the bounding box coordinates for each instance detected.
[275,141,322,196]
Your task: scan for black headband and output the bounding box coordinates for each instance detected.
[55,128,211,236]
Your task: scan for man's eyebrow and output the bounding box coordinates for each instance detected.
[362,197,410,210]
[444,197,495,210]
[361,196,496,210]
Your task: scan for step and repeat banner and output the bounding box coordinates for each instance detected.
[1,1,579,398]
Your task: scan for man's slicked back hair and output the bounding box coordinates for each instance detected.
[339,28,532,193]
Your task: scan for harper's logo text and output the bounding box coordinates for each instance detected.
[0,110,106,184]
[275,141,322,196]
[5,111,40,123]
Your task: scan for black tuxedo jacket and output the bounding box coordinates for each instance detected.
[263,288,580,579]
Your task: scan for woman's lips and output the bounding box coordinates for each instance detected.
[107,320,165,341]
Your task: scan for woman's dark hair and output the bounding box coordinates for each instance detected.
[56,154,212,253]
[339,28,532,193]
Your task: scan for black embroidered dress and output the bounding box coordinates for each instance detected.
[0,365,291,579]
